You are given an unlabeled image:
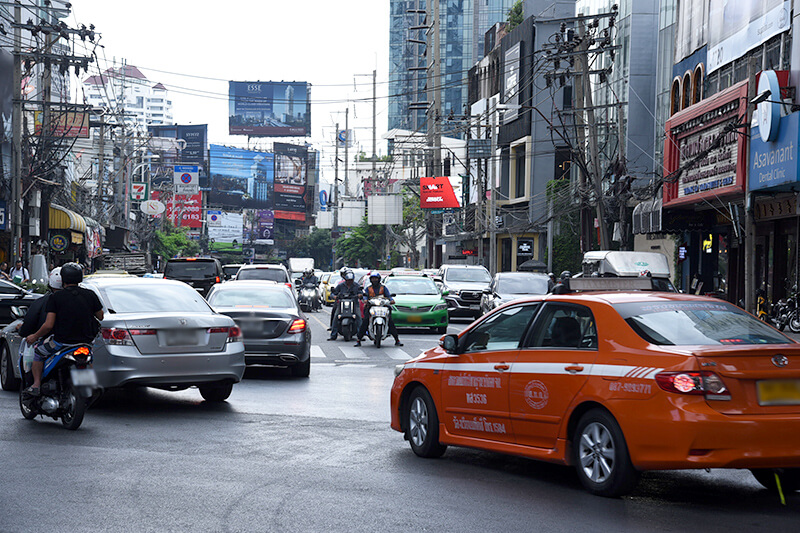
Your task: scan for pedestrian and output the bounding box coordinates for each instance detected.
[9,260,30,283]
[0,261,11,281]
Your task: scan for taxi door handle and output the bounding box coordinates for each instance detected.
[494,363,510,372]
[565,365,584,374]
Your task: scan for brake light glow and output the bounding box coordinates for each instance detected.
[215,276,221,283]
[655,371,730,399]
[74,346,91,356]
[228,326,242,343]
[288,319,306,333]
[285,283,293,289]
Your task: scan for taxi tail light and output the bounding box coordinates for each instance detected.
[101,327,155,346]
[288,319,306,333]
[655,371,730,400]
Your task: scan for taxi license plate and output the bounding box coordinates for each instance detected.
[408,315,422,323]
[165,330,198,346]
[757,379,800,406]
[70,368,97,387]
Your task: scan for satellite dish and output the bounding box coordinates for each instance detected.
[141,200,166,215]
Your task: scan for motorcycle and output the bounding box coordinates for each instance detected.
[335,295,360,341]
[18,343,99,430]
[298,281,320,312]
[365,296,392,348]
[771,296,795,331]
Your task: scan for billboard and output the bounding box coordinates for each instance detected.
[420,177,462,209]
[229,81,311,137]
[244,209,275,245]
[34,110,90,138]
[207,210,244,244]
[152,191,202,229]
[209,144,273,209]
[273,143,307,221]
[1,49,11,143]
[177,124,207,163]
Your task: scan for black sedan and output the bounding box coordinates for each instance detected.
[206,280,311,377]
[479,272,550,315]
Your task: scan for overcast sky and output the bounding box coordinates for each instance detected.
[72,0,391,182]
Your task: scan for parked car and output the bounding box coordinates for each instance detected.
[2,278,245,401]
[436,264,492,319]
[235,264,292,288]
[391,291,800,496]
[206,280,311,377]
[163,257,224,295]
[320,272,336,306]
[383,275,448,333]
[480,272,550,315]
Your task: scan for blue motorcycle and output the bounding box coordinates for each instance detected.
[18,343,99,430]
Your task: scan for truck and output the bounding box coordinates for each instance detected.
[581,250,676,292]
[288,257,315,280]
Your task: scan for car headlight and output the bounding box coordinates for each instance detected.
[449,289,459,297]
[394,364,405,377]
[433,303,447,311]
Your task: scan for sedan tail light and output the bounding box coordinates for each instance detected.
[288,319,306,333]
[655,371,730,400]
[207,326,243,343]
[101,327,155,346]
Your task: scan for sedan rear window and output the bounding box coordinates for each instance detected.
[208,289,295,308]
[614,301,791,346]
[237,268,288,282]
[102,284,212,314]
[165,261,216,278]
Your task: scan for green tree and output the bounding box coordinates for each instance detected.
[154,221,200,259]
[508,0,524,30]
[546,179,582,276]
[307,228,333,269]
[336,217,385,267]
[389,192,426,268]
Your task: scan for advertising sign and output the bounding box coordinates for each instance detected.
[502,42,521,124]
[176,124,207,163]
[750,112,799,192]
[517,239,534,257]
[1,49,11,144]
[420,177,462,209]
[173,165,200,195]
[34,110,90,138]
[244,209,275,245]
[152,191,202,228]
[209,145,273,209]
[708,0,790,73]
[229,81,311,137]
[0,200,6,231]
[207,211,243,244]
[676,120,739,199]
[130,182,148,201]
[273,143,307,221]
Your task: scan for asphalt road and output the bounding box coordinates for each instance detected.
[0,307,798,532]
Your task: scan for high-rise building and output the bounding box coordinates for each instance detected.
[83,65,174,130]
[388,0,515,136]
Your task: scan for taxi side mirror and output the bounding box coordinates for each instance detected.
[441,334,459,354]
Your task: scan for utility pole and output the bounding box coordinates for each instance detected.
[372,69,377,190]
[426,0,442,268]
[489,105,498,275]
[11,3,22,262]
[97,121,105,219]
[344,107,349,198]
[333,122,339,269]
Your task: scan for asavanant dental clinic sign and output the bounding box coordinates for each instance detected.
[750,111,799,191]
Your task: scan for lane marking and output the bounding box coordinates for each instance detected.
[384,348,411,361]
[310,345,326,359]
[339,346,366,359]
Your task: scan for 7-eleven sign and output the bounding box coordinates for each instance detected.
[130,182,148,201]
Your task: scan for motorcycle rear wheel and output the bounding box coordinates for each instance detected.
[789,312,800,333]
[19,389,36,420]
[61,385,86,430]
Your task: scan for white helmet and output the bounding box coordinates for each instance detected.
[48,267,63,289]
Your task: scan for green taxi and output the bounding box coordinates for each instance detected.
[383,275,449,333]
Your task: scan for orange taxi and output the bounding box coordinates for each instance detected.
[390,290,800,497]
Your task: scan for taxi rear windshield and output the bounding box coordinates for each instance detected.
[614,301,792,346]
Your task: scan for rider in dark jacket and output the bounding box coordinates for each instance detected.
[328,270,361,340]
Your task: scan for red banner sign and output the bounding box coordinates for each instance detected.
[420,176,461,209]
[152,191,202,228]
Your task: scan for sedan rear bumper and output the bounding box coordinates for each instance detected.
[94,343,245,389]
[243,338,309,366]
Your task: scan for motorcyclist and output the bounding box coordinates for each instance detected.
[354,271,402,347]
[18,267,62,340]
[24,263,104,396]
[552,270,572,295]
[329,267,350,330]
[328,269,361,340]
[300,268,320,309]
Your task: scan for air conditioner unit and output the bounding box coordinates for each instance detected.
[29,216,40,237]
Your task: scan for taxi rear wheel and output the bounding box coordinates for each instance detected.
[407,387,447,458]
[573,409,639,497]
[750,468,800,492]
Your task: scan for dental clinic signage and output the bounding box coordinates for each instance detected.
[663,81,748,207]
[750,112,799,192]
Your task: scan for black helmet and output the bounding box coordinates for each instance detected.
[560,270,572,280]
[60,262,83,285]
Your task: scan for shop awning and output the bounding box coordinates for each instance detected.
[49,204,87,233]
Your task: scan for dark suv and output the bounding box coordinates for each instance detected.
[164,257,224,294]
[436,264,492,319]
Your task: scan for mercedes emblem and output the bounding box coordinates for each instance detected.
[772,354,789,368]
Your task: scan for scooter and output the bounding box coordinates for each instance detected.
[366,296,392,348]
[18,343,99,430]
[335,295,360,341]
[298,281,319,312]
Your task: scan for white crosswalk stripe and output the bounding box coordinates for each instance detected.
[384,348,412,361]
[338,346,366,359]
[310,345,326,359]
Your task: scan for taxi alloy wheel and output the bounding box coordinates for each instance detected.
[407,387,447,458]
[573,409,639,497]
